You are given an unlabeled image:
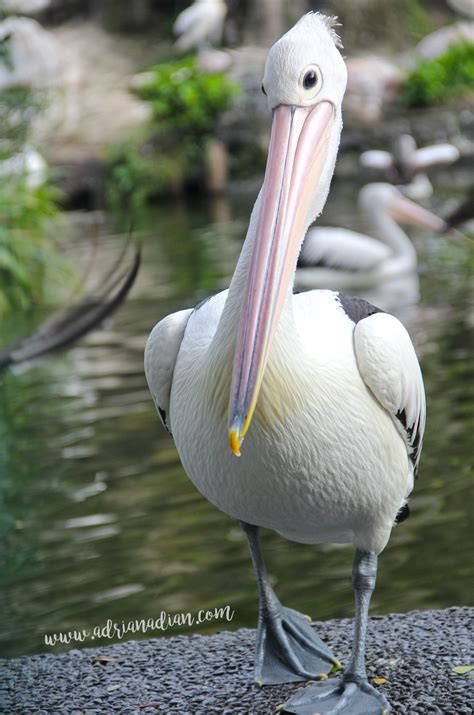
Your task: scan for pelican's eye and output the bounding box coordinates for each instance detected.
[299,65,323,96]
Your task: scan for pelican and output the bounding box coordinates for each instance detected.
[146,14,426,713]
[295,182,447,301]
[446,0,474,18]
[1,0,50,14]
[173,0,227,53]
[360,134,460,199]
[0,145,47,190]
[0,16,62,90]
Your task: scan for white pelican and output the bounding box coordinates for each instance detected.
[0,16,62,90]
[446,0,474,18]
[173,0,227,53]
[146,13,425,713]
[360,134,460,199]
[295,182,447,302]
[0,145,47,190]
[1,0,50,14]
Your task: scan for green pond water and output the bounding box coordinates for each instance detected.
[0,167,472,659]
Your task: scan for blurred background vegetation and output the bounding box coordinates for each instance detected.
[1,0,472,316]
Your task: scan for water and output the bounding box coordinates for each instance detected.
[0,168,472,659]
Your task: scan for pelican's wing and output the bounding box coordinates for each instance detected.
[350,303,426,480]
[144,308,193,434]
[299,227,391,272]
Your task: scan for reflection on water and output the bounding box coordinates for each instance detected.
[0,170,472,658]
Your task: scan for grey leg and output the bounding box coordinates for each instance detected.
[282,549,391,714]
[240,521,338,685]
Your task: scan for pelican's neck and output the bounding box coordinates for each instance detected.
[367,205,417,272]
[211,191,296,351]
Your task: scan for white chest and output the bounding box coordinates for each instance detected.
[170,291,409,553]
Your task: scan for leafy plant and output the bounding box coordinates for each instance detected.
[134,57,239,133]
[402,42,474,108]
[0,88,46,153]
[107,56,240,208]
[0,177,72,317]
[0,38,73,318]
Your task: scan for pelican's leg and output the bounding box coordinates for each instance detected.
[282,549,391,714]
[240,521,339,685]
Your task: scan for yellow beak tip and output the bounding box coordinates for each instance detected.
[229,429,242,457]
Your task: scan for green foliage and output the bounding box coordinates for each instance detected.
[0,177,71,317]
[107,131,197,211]
[0,89,46,151]
[0,51,73,318]
[135,57,239,133]
[401,0,434,43]
[0,33,13,69]
[402,42,474,108]
[107,57,240,208]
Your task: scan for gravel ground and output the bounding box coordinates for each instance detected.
[1,607,472,714]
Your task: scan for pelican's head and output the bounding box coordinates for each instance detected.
[228,14,347,457]
[359,183,447,233]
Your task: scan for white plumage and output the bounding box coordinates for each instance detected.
[0,146,47,189]
[446,0,474,18]
[149,288,422,554]
[0,16,62,90]
[173,0,227,53]
[298,225,391,273]
[1,0,50,14]
[145,308,192,433]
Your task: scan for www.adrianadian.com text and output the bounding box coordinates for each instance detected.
[44,606,235,647]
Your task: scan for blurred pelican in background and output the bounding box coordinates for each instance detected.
[173,0,227,53]
[446,0,474,18]
[360,134,460,200]
[0,15,62,90]
[296,183,447,314]
[0,145,47,190]
[1,0,50,14]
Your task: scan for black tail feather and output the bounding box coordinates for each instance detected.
[0,244,141,371]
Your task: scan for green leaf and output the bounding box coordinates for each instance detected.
[452,665,474,675]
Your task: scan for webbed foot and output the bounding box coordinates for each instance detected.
[282,675,390,714]
[255,602,339,685]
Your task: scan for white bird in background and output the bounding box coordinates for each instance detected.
[0,16,62,90]
[0,145,47,190]
[360,134,460,199]
[173,0,227,53]
[295,182,447,312]
[446,0,474,19]
[146,14,426,714]
[1,0,50,15]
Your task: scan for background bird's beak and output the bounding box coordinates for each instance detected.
[391,195,447,233]
[228,102,335,456]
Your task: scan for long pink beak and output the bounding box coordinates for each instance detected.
[228,102,335,456]
[391,194,447,233]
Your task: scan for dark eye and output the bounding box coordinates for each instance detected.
[299,65,323,96]
[303,70,317,90]
[261,83,267,96]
